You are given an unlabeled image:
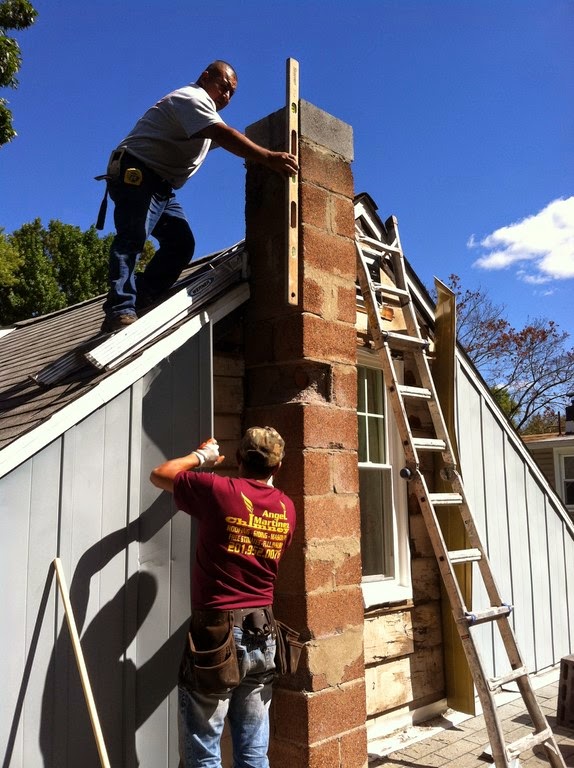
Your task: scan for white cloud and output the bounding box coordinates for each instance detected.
[468,197,574,281]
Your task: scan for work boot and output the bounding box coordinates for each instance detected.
[100,313,138,333]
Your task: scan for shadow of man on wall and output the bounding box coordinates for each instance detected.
[37,495,187,767]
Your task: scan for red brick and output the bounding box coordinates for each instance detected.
[302,450,332,494]
[340,727,369,768]
[300,274,325,316]
[333,451,359,494]
[300,494,361,539]
[245,402,359,453]
[306,681,367,742]
[300,182,330,230]
[302,405,358,450]
[301,548,362,594]
[300,225,355,280]
[243,318,276,364]
[245,163,285,230]
[274,540,306,596]
[331,363,358,409]
[332,193,356,239]
[271,312,357,365]
[269,739,340,768]
[306,586,365,637]
[272,682,367,744]
[304,557,339,592]
[337,282,358,323]
[270,729,368,768]
[300,142,355,197]
[244,362,332,408]
[334,551,362,588]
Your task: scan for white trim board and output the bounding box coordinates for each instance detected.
[0,283,249,479]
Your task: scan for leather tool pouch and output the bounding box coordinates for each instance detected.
[274,619,304,676]
[242,607,273,638]
[179,611,240,694]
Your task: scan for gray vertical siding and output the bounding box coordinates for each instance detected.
[455,355,574,678]
[1,327,212,768]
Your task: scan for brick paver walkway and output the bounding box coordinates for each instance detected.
[368,679,574,767]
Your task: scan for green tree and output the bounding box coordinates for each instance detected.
[3,219,64,322]
[0,219,156,325]
[45,221,111,306]
[0,227,22,286]
[447,275,574,433]
[0,0,38,145]
[490,387,520,427]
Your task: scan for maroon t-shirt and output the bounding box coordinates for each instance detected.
[173,472,296,609]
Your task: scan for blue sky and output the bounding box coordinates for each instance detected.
[2,0,573,339]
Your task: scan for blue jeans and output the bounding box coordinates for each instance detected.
[103,154,195,319]
[178,627,276,768]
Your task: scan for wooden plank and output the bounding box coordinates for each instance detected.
[286,57,299,305]
[364,610,414,663]
[54,558,111,768]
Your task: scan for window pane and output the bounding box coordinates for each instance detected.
[357,368,367,413]
[357,366,386,464]
[368,415,385,463]
[359,467,394,578]
[358,417,367,462]
[565,480,574,506]
[563,456,574,479]
[366,367,384,413]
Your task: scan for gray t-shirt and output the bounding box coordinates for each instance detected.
[118,83,224,188]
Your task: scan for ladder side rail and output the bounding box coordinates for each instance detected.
[411,472,471,612]
[357,244,422,470]
[412,470,512,767]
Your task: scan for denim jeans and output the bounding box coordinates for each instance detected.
[103,154,195,319]
[178,626,276,768]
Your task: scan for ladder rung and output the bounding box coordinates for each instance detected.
[358,234,402,255]
[429,492,463,506]
[382,330,429,351]
[374,283,410,301]
[448,548,482,564]
[397,384,432,400]
[507,727,554,759]
[462,605,513,625]
[412,437,446,451]
[488,666,529,690]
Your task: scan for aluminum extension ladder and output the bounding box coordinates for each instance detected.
[355,216,566,768]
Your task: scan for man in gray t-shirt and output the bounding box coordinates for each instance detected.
[100,60,297,333]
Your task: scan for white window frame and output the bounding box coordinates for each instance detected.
[357,349,411,607]
[553,447,574,512]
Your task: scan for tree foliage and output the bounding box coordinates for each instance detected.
[447,274,574,433]
[0,0,38,145]
[0,219,113,324]
[0,219,156,325]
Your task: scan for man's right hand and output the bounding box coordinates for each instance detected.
[194,438,225,468]
[266,151,298,177]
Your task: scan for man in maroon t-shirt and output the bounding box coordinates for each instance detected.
[150,426,296,768]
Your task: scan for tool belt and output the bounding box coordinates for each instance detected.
[178,606,304,694]
[274,619,304,676]
[94,148,173,230]
[179,606,274,695]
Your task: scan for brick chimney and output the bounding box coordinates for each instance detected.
[244,101,367,767]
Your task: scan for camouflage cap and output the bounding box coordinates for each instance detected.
[239,426,285,469]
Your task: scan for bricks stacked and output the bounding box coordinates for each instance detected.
[244,101,368,768]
